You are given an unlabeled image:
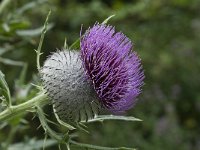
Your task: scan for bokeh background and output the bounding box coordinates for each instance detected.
[0,0,200,149]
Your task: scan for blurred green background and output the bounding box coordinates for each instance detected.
[0,0,200,149]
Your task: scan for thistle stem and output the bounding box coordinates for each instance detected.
[0,92,48,122]
[36,10,51,71]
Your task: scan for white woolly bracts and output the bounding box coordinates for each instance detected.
[40,50,100,122]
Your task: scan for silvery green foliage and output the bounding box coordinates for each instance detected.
[40,50,100,122]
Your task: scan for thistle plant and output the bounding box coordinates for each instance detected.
[0,11,144,150]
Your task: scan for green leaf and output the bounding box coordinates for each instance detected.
[102,14,115,24]
[70,140,136,150]
[86,115,142,123]
[8,138,57,150]
[69,38,80,50]
[16,23,54,37]
[54,112,76,130]
[0,21,30,34]
[0,47,12,56]
[0,0,11,15]
[15,0,48,15]
[0,57,25,66]
[0,70,11,107]
[76,122,89,133]
[37,106,68,142]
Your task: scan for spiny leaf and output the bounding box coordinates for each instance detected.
[102,14,115,24]
[86,115,142,123]
[54,112,76,130]
[76,123,89,133]
[0,70,11,107]
[70,140,136,150]
[37,106,69,143]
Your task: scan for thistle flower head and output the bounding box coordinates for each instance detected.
[41,23,144,122]
[81,23,144,113]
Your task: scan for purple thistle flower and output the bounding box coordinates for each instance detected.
[41,23,144,122]
[81,23,144,113]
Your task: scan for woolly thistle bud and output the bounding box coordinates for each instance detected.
[41,50,100,122]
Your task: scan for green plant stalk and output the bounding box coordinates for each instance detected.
[70,140,135,150]
[36,10,51,71]
[0,92,48,122]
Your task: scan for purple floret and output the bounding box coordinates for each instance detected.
[80,23,144,113]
